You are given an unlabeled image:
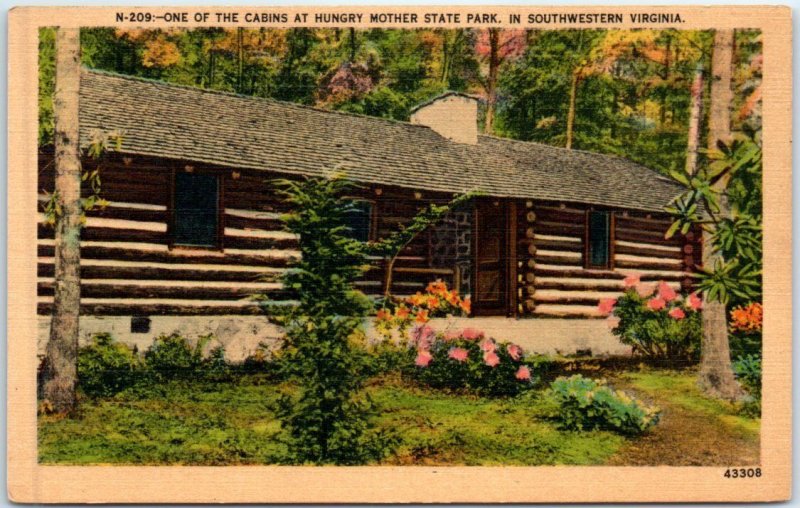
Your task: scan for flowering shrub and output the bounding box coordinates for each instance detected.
[730,302,763,333]
[547,374,660,435]
[375,280,471,340]
[406,326,535,397]
[600,274,702,363]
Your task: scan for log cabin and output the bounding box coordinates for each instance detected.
[37,69,700,358]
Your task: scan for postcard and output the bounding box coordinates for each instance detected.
[7,5,792,503]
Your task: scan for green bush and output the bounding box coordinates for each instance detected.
[608,282,701,364]
[143,333,210,381]
[77,333,141,398]
[733,354,761,416]
[406,326,537,397]
[547,374,660,435]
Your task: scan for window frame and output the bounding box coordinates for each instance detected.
[583,208,615,270]
[342,197,377,243]
[168,167,225,251]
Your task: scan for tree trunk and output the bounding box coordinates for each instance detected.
[42,27,82,415]
[685,62,704,175]
[565,71,580,149]
[698,29,743,401]
[484,29,500,133]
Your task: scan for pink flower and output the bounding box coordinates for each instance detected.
[668,307,686,320]
[606,316,621,329]
[598,298,617,315]
[637,283,656,298]
[688,292,703,310]
[515,365,531,381]
[647,297,666,311]
[623,273,641,288]
[443,329,462,341]
[461,328,485,340]
[659,281,678,302]
[506,343,523,361]
[479,339,496,353]
[411,325,436,349]
[415,350,433,367]
[448,347,469,362]
[483,351,500,367]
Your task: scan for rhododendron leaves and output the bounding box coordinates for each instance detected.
[483,351,500,367]
[658,281,678,302]
[598,298,616,315]
[415,350,433,367]
[448,347,469,362]
[668,308,686,320]
[515,365,531,381]
[647,297,666,311]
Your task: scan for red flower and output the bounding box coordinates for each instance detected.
[623,273,641,288]
[598,298,617,315]
[506,343,523,361]
[415,350,433,367]
[483,351,500,367]
[415,309,429,324]
[480,339,496,353]
[376,309,391,321]
[647,297,666,311]
[637,283,656,298]
[515,365,531,381]
[427,296,440,309]
[459,297,472,314]
[448,347,469,362]
[658,281,678,302]
[461,327,484,340]
[668,308,686,320]
[688,292,703,311]
[443,329,462,341]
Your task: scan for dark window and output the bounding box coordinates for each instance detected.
[173,172,220,247]
[343,200,373,242]
[587,211,611,268]
[130,316,151,334]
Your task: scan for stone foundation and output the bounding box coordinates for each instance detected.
[38,315,629,361]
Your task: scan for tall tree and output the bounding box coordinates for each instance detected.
[42,27,82,414]
[684,62,704,174]
[475,29,525,133]
[698,29,743,400]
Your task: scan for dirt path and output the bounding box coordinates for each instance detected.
[606,375,760,466]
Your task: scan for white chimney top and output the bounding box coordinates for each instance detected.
[409,92,480,145]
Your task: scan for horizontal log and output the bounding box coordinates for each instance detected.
[38,279,286,301]
[38,223,168,244]
[223,233,299,251]
[530,304,604,319]
[37,258,283,283]
[535,277,626,291]
[614,240,682,259]
[533,237,583,253]
[534,289,624,305]
[37,298,272,316]
[615,226,683,246]
[38,240,299,267]
[535,249,583,266]
[534,220,585,237]
[224,213,284,231]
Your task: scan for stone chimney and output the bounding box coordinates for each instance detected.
[409,92,479,145]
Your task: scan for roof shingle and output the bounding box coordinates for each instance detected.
[79,69,682,212]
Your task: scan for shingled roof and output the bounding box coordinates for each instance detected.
[79,69,683,212]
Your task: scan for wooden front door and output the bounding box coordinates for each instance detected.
[473,200,508,316]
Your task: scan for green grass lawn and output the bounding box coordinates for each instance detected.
[38,369,759,466]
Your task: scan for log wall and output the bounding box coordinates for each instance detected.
[517,200,700,319]
[37,153,454,316]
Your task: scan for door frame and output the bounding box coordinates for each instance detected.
[471,198,518,317]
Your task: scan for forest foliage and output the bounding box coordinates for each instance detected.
[39,27,761,175]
